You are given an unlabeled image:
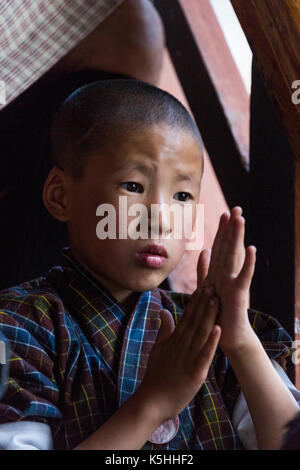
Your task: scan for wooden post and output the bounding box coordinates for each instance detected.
[250,62,295,346]
[231,0,300,159]
[231,0,300,381]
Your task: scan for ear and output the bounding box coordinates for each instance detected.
[42,166,70,222]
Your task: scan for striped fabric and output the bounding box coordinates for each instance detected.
[0,247,293,450]
[0,0,124,109]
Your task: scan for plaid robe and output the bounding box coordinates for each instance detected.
[0,247,293,450]
[0,0,124,109]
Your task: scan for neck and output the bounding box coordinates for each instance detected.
[120,291,140,315]
[70,249,139,310]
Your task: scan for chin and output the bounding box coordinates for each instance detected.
[127,274,167,293]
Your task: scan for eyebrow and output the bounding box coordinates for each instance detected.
[114,161,152,175]
[176,173,193,182]
[115,162,201,184]
[176,172,202,186]
[128,163,151,174]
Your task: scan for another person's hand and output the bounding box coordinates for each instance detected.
[197,207,257,355]
[137,287,221,424]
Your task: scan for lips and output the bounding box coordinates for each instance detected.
[137,244,168,268]
[139,244,168,258]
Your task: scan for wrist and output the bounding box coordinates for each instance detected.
[221,325,261,359]
[132,385,166,432]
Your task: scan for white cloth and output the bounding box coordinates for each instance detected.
[0,0,124,109]
[0,360,299,450]
[0,421,52,450]
[232,359,300,449]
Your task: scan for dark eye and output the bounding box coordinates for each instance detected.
[120,182,144,193]
[174,192,193,202]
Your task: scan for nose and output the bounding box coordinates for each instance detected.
[146,193,173,239]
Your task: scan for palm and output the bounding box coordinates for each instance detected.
[196,208,256,352]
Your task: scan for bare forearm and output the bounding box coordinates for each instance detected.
[226,330,299,450]
[74,390,161,450]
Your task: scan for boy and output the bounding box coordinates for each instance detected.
[0,79,299,450]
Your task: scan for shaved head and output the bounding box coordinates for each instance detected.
[50,79,203,179]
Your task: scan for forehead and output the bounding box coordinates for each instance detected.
[88,123,203,177]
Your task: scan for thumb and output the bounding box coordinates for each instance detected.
[155,309,175,344]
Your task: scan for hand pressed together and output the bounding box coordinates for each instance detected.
[138,206,257,424]
[137,286,221,423]
[197,207,257,354]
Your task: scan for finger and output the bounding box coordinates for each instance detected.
[208,212,230,280]
[195,325,221,373]
[189,293,219,352]
[197,249,211,288]
[156,309,175,344]
[217,207,244,272]
[177,286,215,340]
[189,286,216,329]
[237,246,256,290]
[179,287,203,326]
[224,216,245,276]
[232,206,243,217]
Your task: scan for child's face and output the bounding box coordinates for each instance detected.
[65,123,203,303]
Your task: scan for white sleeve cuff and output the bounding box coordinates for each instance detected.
[0,421,53,450]
[232,359,300,450]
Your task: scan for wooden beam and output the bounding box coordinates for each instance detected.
[231,0,300,160]
[178,0,250,166]
[154,0,250,211]
[249,62,295,346]
[231,0,300,382]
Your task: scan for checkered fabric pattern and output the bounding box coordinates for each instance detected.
[0,0,124,109]
[0,247,293,449]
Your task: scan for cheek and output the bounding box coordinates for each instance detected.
[68,193,100,242]
[116,199,150,239]
[167,238,186,268]
[182,209,195,240]
[170,204,197,241]
[184,202,202,235]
